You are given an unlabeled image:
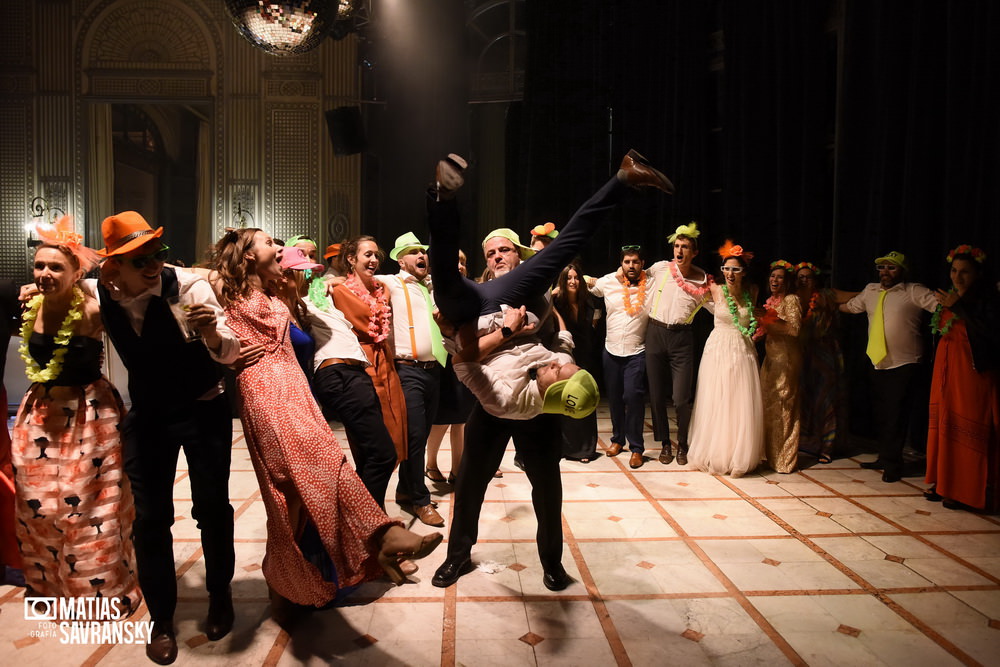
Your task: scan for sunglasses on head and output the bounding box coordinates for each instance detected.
[128,245,170,269]
[875,264,899,271]
[621,244,641,252]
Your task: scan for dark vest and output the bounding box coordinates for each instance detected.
[98,267,222,410]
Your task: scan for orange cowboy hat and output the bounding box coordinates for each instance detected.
[323,243,342,260]
[97,211,164,257]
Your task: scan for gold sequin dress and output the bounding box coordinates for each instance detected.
[760,295,803,473]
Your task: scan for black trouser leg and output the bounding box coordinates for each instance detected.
[645,324,672,444]
[313,364,397,509]
[395,364,441,508]
[513,414,564,571]
[667,330,695,447]
[445,405,511,562]
[871,363,920,476]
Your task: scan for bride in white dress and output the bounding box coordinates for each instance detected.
[687,242,764,477]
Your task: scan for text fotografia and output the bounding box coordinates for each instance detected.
[24,597,153,645]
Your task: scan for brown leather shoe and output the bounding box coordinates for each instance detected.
[435,154,467,200]
[205,587,234,641]
[146,621,178,665]
[606,442,624,457]
[616,149,675,193]
[676,445,688,466]
[413,503,445,527]
[658,444,674,465]
[629,452,644,469]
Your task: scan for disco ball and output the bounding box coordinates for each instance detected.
[225,1,353,56]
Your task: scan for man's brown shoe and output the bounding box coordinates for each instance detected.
[616,149,675,193]
[413,503,445,527]
[676,445,688,466]
[606,442,624,457]
[658,444,674,465]
[629,452,644,469]
[146,622,178,665]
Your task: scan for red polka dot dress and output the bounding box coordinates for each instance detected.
[225,289,398,606]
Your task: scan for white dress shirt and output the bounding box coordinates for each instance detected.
[303,298,370,370]
[645,260,711,325]
[84,270,240,365]
[589,272,650,356]
[454,341,574,420]
[378,271,441,362]
[842,282,938,369]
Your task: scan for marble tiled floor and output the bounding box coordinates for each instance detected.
[3,406,1000,666]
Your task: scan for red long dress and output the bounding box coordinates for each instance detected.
[925,315,1000,510]
[225,289,397,606]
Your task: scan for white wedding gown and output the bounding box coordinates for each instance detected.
[687,291,764,477]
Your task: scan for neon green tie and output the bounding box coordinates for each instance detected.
[417,281,448,366]
[866,290,888,365]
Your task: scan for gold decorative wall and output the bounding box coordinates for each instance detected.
[0,0,361,279]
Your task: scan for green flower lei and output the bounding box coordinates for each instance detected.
[19,285,85,383]
[721,284,758,338]
[930,289,960,336]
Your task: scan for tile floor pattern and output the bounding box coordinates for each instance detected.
[2,405,1000,666]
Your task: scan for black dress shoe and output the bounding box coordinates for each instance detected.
[205,588,235,641]
[923,488,942,502]
[146,622,178,665]
[432,558,473,588]
[860,459,885,470]
[881,470,901,483]
[658,444,674,465]
[542,565,573,591]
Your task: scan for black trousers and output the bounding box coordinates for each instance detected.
[395,363,441,507]
[871,363,922,475]
[122,394,234,624]
[645,323,695,447]
[312,363,397,509]
[446,405,563,571]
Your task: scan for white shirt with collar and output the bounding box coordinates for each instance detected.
[589,272,650,356]
[842,281,938,369]
[302,298,370,371]
[645,260,711,325]
[377,271,441,363]
[84,270,240,366]
[454,341,574,420]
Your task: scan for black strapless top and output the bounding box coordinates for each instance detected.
[27,332,103,386]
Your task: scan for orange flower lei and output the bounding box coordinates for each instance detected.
[620,271,647,317]
[802,290,820,320]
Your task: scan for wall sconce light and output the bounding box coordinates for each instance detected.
[25,196,66,248]
[233,202,255,227]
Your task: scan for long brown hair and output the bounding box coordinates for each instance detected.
[212,227,261,304]
[554,262,589,327]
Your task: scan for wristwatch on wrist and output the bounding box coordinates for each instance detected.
[501,326,513,338]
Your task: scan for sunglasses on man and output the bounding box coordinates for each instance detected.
[875,264,899,271]
[128,245,170,269]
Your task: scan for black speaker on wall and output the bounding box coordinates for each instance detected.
[325,106,366,156]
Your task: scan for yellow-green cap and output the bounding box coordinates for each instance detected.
[482,228,536,261]
[874,250,908,270]
[541,369,600,419]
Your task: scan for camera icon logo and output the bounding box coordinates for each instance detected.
[24,597,58,621]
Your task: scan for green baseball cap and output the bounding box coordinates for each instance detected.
[541,369,600,419]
